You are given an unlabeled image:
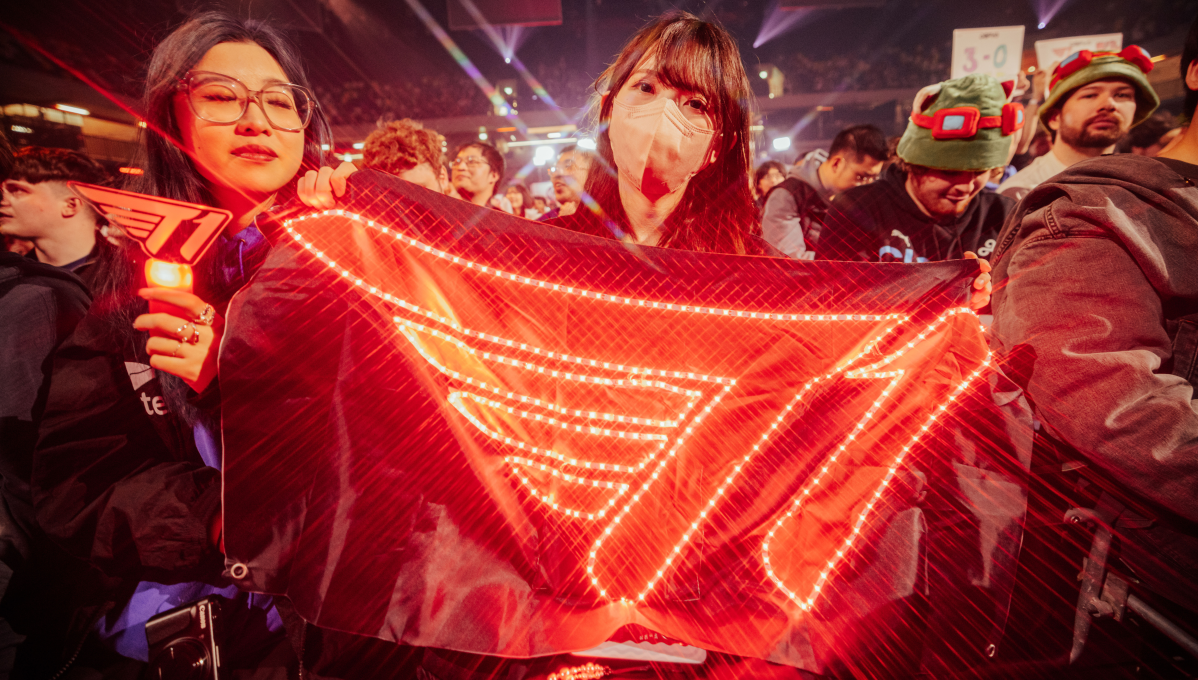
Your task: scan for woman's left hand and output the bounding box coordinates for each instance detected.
[297,162,358,209]
[134,288,224,393]
[963,251,992,311]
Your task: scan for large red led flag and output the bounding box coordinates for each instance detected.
[220,170,1031,675]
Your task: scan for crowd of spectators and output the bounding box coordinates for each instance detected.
[309,59,597,124]
[776,43,950,94]
[313,77,491,124]
[528,56,595,110]
[0,32,142,100]
[3,0,1193,127]
[3,5,1198,677]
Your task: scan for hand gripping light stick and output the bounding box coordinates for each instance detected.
[68,183,231,302]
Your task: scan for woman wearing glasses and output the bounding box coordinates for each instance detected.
[28,12,350,676]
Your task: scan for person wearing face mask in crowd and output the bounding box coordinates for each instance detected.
[545,13,770,256]
[999,46,1160,202]
[23,12,352,677]
[539,144,594,220]
[418,15,794,680]
[362,118,453,195]
[817,75,1011,304]
[760,124,889,259]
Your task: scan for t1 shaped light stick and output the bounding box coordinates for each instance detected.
[68,183,231,303]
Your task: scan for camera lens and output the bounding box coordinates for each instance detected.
[150,638,211,680]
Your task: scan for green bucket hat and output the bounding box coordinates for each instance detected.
[1040,47,1160,127]
[897,74,1021,172]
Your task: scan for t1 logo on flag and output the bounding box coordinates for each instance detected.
[282,204,990,610]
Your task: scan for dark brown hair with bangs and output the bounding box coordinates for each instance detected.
[583,11,761,254]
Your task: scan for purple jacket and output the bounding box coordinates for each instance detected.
[989,154,1198,524]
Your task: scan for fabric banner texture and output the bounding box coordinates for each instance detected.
[219,170,1032,675]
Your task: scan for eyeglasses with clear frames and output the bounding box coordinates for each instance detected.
[551,158,589,175]
[450,155,490,169]
[177,71,317,132]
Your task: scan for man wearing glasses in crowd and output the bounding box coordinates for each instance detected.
[450,141,510,212]
[760,124,889,260]
[539,145,594,221]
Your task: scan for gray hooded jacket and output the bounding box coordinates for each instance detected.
[990,154,1198,526]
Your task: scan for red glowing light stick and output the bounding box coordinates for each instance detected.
[67,182,231,291]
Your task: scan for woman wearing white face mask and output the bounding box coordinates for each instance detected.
[547,9,992,308]
[547,11,772,256]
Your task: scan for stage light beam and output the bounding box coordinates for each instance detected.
[754,0,815,49]
[1030,0,1073,31]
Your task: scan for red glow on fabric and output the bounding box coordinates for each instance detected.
[281,206,989,609]
[218,172,1030,671]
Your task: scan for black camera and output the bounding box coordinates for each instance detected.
[145,596,225,680]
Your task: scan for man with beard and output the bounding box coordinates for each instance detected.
[987,28,1196,669]
[999,46,1159,201]
[818,75,1022,265]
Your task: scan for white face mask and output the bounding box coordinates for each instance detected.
[609,97,716,196]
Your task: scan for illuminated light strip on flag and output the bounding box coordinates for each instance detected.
[283,212,984,606]
[447,392,632,520]
[453,390,669,441]
[395,319,704,475]
[762,310,991,611]
[395,319,693,428]
[606,345,908,602]
[286,212,904,328]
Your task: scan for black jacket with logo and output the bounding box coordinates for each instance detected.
[819,165,1013,263]
[15,278,223,675]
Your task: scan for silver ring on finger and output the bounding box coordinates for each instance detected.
[175,323,190,341]
[194,304,216,327]
[172,340,185,358]
[186,323,201,345]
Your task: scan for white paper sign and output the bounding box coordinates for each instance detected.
[1034,33,1123,72]
[952,26,1026,83]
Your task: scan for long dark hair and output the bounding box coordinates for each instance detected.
[127,11,332,204]
[584,11,759,254]
[95,11,332,424]
[505,183,533,218]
